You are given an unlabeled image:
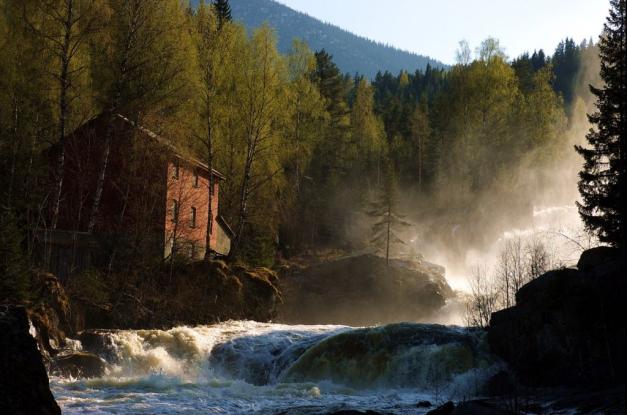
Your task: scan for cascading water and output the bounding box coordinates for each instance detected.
[50,321,501,414]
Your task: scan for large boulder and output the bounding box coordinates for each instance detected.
[488,247,625,387]
[0,305,61,415]
[51,351,106,378]
[278,254,454,325]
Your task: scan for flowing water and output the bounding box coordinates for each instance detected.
[50,321,501,414]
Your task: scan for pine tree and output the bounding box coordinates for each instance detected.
[366,164,411,265]
[575,0,626,249]
[213,0,231,29]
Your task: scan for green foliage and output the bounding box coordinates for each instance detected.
[238,222,277,267]
[64,268,110,306]
[576,0,626,247]
[0,0,607,285]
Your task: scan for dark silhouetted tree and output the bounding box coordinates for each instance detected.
[367,164,411,264]
[575,0,626,248]
[213,0,231,28]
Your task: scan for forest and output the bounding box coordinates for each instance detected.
[0,0,603,300]
[1,1,626,414]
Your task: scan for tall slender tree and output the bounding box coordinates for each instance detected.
[24,0,99,229]
[86,0,192,233]
[575,0,626,249]
[367,163,411,265]
[231,26,287,257]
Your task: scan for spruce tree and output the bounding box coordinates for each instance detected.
[366,164,411,265]
[213,0,232,28]
[575,0,626,248]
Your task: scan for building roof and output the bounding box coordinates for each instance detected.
[115,114,226,180]
[216,215,235,238]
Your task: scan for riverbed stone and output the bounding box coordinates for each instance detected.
[51,351,106,378]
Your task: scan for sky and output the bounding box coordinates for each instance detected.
[275,0,609,64]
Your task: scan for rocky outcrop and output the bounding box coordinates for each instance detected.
[488,247,625,387]
[278,254,454,325]
[0,305,61,415]
[28,270,73,358]
[51,351,106,378]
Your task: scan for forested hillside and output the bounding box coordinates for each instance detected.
[0,0,599,300]
[223,0,445,77]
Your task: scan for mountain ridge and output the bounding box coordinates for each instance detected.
[224,0,446,78]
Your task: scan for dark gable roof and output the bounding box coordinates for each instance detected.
[115,114,226,180]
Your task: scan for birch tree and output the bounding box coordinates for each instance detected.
[86,0,192,232]
[231,25,287,257]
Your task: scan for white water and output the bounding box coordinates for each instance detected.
[51,321,500,414]
[424,204,594,293]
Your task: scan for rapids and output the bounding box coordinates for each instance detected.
[51,321,501,414]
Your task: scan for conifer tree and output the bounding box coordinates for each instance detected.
[213,0,231,29]
[575,0,626,249]
[367,164,411,265]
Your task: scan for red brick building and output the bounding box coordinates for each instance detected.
[55,113,232,261]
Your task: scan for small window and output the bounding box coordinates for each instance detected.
[171,199,179,223]
[193,170,199,188]
[173,160,180,179]
[190,206,197,228]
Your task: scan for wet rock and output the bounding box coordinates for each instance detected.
[0,305,61,415]
[488,247,625,387]
[51,351,106,378]
[416,400,432,407]
[426,401,455,415]
[77,329,117,358]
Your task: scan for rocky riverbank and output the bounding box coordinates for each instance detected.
[69,259,281,331]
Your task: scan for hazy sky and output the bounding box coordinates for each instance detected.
[275,0,609,64]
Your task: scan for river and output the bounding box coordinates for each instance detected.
[50,321,500,414]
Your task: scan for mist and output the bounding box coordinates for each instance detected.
[403,45,602,297]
